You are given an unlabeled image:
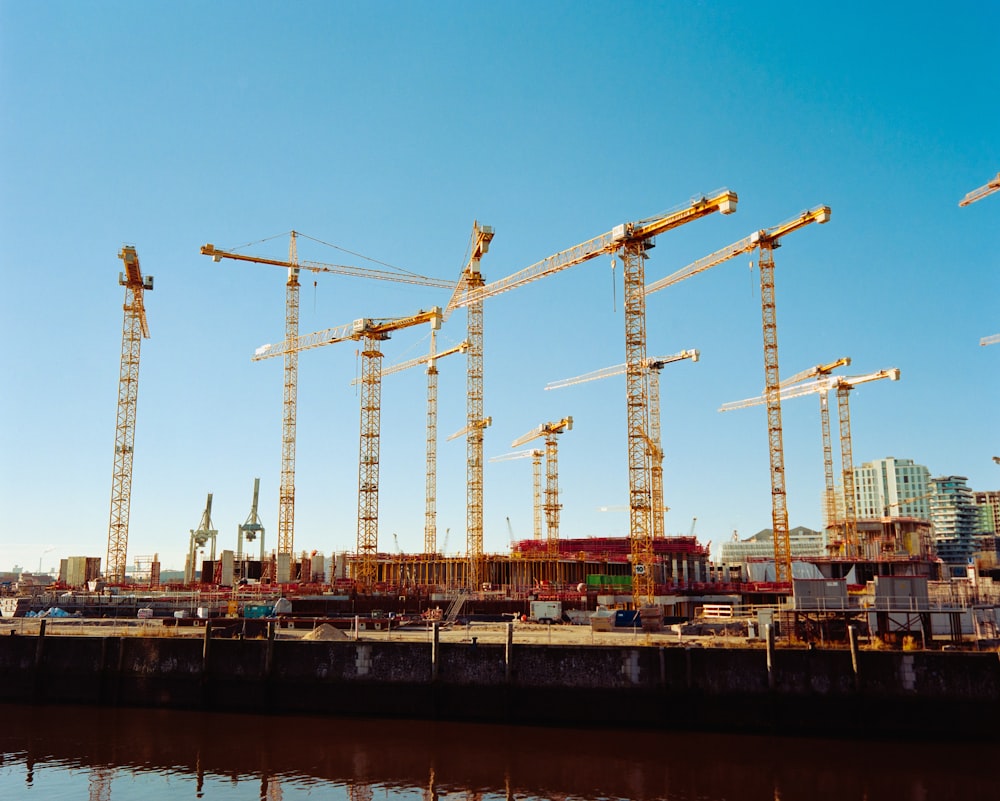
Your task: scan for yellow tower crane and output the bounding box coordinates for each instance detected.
[509,418,574,556]
[645,205,831,583]
[721,367,899,559]
[352,337,469,553]
[106,245,153,585]
[253,306,443,587]
[490,449,546,541]
[958,172,1000,207]
[201,234,455,561]
[545,349,699,542]
[448,190,738,603]
[725,357,852,532]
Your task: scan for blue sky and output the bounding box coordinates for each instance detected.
[1,1,996,573]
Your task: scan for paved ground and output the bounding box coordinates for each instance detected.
[0,616,759,649]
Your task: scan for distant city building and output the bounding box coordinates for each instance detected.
[851,457,932,519]
[929,476,979,566]
[974,490,1000,535]
[719,526,827,566]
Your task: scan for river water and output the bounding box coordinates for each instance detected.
[0,703,992,800]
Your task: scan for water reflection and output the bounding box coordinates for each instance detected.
[0,703,993,800]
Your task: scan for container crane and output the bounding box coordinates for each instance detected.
[721,367,899,558]
[202,232,455,562]
[106,245,154,585]
[545,349,699,540]
[647,205,832,583]
[238,477,265,562]
[185,493,218,585]
[449,190,738,604]
[490,449,545,541]
[958,172,1000,207]
[254,306,443,587]
[352,336,468,553]
[510,418,573,554]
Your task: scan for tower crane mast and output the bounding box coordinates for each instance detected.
[490,449,545,541]
[449,190,738,604]
[737,357,851,530]
[352,338,469,553]
[106,245,153,585]
[648,205,831,583]
[202,233,454,564]
[510,418,574,554]
[254,306,443,587]
[546,349,699,541]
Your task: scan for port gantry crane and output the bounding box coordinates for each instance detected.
[352,335,469,553]
[238,477,265,563]
[545,349,700,542]
[202,233,455,565]
[509,418,574,556]
[490,449,545,541]
[106,245,154,585]
[448,190,738,603]
[645,205,832,583]
[958,172,1000,207]
[253,306,443,588]
[721,367,900,558]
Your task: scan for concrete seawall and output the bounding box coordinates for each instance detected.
[2,629,998,740]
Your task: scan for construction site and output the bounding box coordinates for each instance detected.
[6,176,999,649]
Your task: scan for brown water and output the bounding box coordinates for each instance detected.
[0,703,992,800]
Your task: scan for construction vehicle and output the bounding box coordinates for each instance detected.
[647,205,832,582]
[202,232,455,562]
[546,349,699,541]
[509,418,573,555]
[254,307,443,587]
[721,367,899,557]
[106,246,154,585]
[448,190,738,605]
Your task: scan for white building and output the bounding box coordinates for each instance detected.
[929,475,979,565]
[851,456,932,520]
[719,526,827,566]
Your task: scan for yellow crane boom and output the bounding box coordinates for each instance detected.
[254,307,442,587]
[106,245,153,585]
[649,205,831,583]
[958,172,1000,207]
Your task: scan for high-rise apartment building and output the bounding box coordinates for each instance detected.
[851,457,932,520]
[929,475,979,565]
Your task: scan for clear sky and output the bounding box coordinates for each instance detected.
[1,1,996,574]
